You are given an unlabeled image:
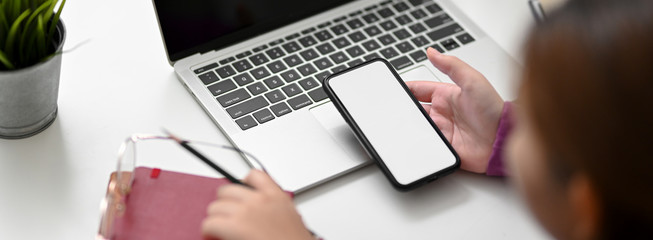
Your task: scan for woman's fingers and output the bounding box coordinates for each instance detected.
[243,170,282,193]
[406,81,451,103]
[426,47,487,91]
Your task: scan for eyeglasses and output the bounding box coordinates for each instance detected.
[96,134,267,240]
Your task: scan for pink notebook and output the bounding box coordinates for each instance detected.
[112,167,233,240]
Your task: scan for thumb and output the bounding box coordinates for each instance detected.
[243,170,282,192]
[426,47,486,91]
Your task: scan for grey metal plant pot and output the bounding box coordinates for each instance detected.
[0,21,66,139]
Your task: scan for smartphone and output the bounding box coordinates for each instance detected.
[322,59,460,191]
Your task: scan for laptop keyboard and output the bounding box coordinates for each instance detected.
[193,0,475,131]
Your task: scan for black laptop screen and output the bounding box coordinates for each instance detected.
[154,0,353,63]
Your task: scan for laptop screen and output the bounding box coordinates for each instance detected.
[153,0,353,63]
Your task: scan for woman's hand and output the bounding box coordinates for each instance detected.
[406,48,504,173]
[202,170,313,240]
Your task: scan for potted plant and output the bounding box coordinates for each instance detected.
[0,0,66,139]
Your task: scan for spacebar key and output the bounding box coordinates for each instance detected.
[226,96,269,119]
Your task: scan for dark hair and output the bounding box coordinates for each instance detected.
[521,0,653,238]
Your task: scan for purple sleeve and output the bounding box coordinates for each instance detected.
[486,101,514,177]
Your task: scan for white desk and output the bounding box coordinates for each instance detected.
[0,0,549,239]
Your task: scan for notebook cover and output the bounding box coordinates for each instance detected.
[112,167,232,240]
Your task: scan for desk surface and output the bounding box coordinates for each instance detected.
[0,0,549,239]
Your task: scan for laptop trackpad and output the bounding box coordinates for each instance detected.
[310,103,371,162]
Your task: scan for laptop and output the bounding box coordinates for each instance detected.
[151,0,519,193]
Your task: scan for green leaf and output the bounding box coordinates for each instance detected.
[4,9,31,59]
[36,15,46,58]
[43,0,57,24]
[0,48,16,70]
[47,0,65,47]
[20,0,52,61]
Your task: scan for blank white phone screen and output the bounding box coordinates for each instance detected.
[329,61,456,185]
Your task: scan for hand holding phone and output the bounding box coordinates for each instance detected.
[323,59,460,191]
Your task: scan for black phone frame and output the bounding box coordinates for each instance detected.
[322,58,460,191]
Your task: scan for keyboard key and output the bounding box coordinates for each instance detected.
[317,21,332,28]
[236,51,252,59]
[267,60,287,73]
[263,76,284,89]
[216,66,237,78]
[348,31,367,43]
[287,94,313,110]
[390,56,413,70]
[441,38,460,50]
[249,53,270,65]
[298,77,319,90]
[269,38,284,46]
[265,47,286,59]
[226,96,269,119]
[377,8,395,18]
[315,30,334,42]
[362,13,380,24]
[329,52,350,64]
[427,23,464,41]
[316,42,336,55]
[380,47,399,59]
[380,20,398,31]
[331,65,347,74]
[314,57,334,70]
[347,58,364,67]
[232,59,253,72]
[253,108,275,124]
[364,5,378,12]
[301,27,316,34]
[409,23,427,34]
[265,89,286,103]
[308,88,328,102]
[395,41,415,53]
[233,72,254,86]
[379,0,392,6]
[349,10,363,17]
[300,48,319,61]
[332,37,352,49]
[330,24,349,35]
[314,71,332,81]
[285,33,300,40]
[425,3,443,14]
[395,15,413,25]
[393,2,410,12]
[409,50,428,62]
[198,71,220,85]
[219,57,236,65]
[281,41,302,54]
[409,0,428,7]
[283,54,304,67]
[235,115,258,130]
[194,63,218,74]
[280,69,301,82]
[297,63,318,76]
[411,36,430,47]
[246,82,268,96]
[456,33,475,44]
[270,102,292,117]
[378,34,397,45]
[346,19,364,29]
[364,25,382,37]
[298,35,318,47]
[393,29,411,40]
[253,45,268,52]
[410,9,428,20]
[424,14,453,29]
[250,66,271,80]
[429,44,446,53]
[207,80,237,96]
[334,16,347,23]
[363,52,381,61]
[362,39,382,51]
[345,45,365,58]
[282,83,302,97]
[217,88,251,107]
